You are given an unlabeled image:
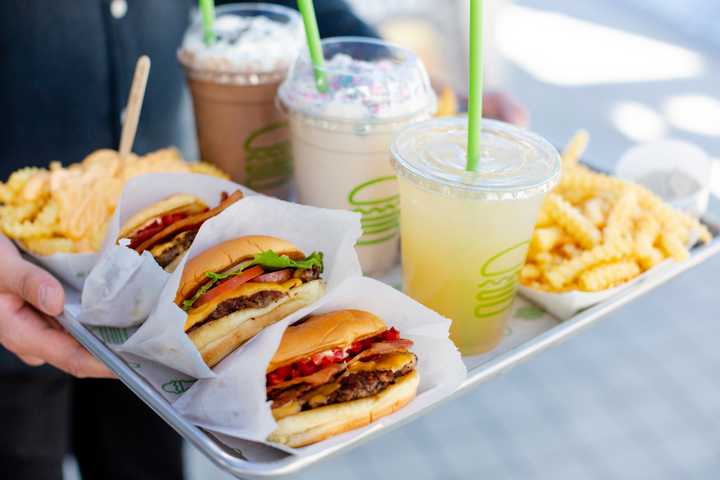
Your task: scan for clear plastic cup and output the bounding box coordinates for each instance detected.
[391,117,561,355]
[178,3,303,199]
[278,37,436,275]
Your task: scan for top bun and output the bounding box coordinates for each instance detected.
[175,235,303,305]
[268,310,388,372]
[119,194,206,240]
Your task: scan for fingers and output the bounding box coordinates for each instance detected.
[0,248,64,316]
[18,354,46,366]
[483,91,530,127]
[0,297,114,378]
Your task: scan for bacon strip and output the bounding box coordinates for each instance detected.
[136,190,243,254]
[267,362,345,394]
[350,339,414,363]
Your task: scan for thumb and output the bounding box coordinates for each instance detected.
[0,255,65,316]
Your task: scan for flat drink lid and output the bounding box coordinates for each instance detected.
[178,3,303,83]
[278,37,436,123]
[392,117,561,200]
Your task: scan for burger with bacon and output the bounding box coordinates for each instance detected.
[266,310,418,447]
[175,235,325,367]
[118,190,243,272]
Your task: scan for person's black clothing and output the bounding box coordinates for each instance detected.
[0,373,184,480]
[71,379,184,480]
[0,371,70,480]
[0,0,378,178]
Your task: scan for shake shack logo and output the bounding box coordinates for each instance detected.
[348,176,400,246]
[474,241,530,319]
[244,122,292,190]
[161,379,196,395]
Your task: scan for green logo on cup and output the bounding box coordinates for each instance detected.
[348,176,400,246]
[244,122,292,191]
[474,241,529,319]
[161,379,196,395]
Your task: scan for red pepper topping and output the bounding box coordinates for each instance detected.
[266,328,403,386]
[128,212,188,249]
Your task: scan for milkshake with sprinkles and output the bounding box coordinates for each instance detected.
[279,37,436,275]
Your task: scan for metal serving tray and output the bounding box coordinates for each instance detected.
[57,198,720,479]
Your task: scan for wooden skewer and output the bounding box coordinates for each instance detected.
[119,55,151,157]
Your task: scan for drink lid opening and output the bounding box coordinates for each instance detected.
[392,117,561,200]
[278,37,437,123]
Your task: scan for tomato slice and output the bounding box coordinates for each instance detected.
[382,327,400,342]
[193,265,264,309]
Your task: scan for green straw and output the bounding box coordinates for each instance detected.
[199,0,216,46]
[466,0,484,172]
[297,0,328,92]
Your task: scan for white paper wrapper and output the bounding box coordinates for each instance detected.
[21,248,98,291]
[79,247,167,327]
[519,259,678,320]
[119,195,363,379]
[78,173,247,327]
[519,282,631,320]
[173,276,467,456]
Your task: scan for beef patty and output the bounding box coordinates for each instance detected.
[325,356,416,406]
[154,230,197,267]
[298,266,321,282]
[206,290,286,322]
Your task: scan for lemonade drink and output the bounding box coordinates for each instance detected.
[278,38,436,275]
[391,118,560,354]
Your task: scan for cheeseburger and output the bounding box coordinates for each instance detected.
[266,310,418,447]
[118,190,243,272]
[176,236,325,367]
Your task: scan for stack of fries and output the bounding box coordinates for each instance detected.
[521,131,711,293]
[0,148,227,255]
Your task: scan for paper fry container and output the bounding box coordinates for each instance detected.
[20,249,98,291]
[78,173,248,328]
[518,259,678,320]
[173,276,467,456]
[119,195,363,379]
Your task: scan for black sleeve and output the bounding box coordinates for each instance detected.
[216,0,380,38]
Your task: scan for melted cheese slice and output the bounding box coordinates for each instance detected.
[272,400,302,420]
[347,351,415,373]
[305,383,342,409]
[150,230,194,256]
[184,278,303,332]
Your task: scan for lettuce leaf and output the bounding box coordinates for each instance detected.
[181,251,323,311]
[250,250,324,271]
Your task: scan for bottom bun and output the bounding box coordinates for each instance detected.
[268,370,419,448]
[189,280,325,367]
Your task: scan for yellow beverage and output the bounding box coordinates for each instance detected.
[391,118,560,355]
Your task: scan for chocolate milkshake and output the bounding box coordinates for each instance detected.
[178,3,302,199]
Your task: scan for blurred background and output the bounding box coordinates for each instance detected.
[71,0,720,478]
